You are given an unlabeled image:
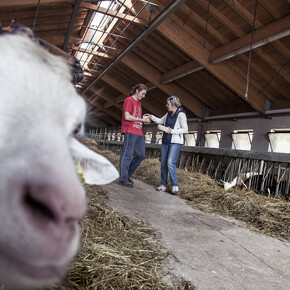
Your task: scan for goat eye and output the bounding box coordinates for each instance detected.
[73,124,82,135]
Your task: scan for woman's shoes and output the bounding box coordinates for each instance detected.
[171,186,179,195]
[156,184,166,192]
[156,185,179,194]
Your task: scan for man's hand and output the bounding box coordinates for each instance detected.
[142,114,151,124]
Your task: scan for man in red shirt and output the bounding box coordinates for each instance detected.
[119,84,150,187]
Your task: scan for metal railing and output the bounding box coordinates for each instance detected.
[96,139,290,199]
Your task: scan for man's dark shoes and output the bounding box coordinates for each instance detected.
[128,177,134,184]
[118,180,133,188]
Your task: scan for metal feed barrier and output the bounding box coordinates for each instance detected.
[93,138,290,199]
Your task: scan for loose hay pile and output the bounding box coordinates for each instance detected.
[60,138,288,289]
[52,185,172,289]
[136,159,290,242]
[79,137,289,242]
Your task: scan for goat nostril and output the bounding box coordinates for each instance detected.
[23,185,57,223]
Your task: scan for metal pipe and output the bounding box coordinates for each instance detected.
[81,0,188,96]
[63,0,82,51]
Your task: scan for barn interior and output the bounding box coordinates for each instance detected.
[1,0,289,153]
[1,2,290,289]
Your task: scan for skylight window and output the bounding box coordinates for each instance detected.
[75,0,125,70]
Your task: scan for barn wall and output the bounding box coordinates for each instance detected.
[95,114,290,153]
[143,114,290,152]
[192,115,290,151]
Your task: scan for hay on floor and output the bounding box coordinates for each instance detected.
[134,158,290,242]
[78,137,289,242]
[50,185,175,289]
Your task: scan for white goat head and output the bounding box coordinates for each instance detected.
[0,34,118,288]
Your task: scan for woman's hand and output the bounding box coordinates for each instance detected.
[165,127,172,134]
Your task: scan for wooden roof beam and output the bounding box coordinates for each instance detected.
[160,61,204,84]
[101,108,122,122]
[101,74,164,117]
[223,0,290,60]
[157,15,268,113]
[195,0,290,84]
[92,113,118,127]
[0,0,71,6]
[115,82,156,104]
[209,15,290,63]
[89,86,123,111]
[84,93,121,124]
[121,53,207,118]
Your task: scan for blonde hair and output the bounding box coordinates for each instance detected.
[168,96,182,108]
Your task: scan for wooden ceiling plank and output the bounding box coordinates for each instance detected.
[122,52,207,118]
[197,0,290,84]
[258,0,285,19]
[160,61,204,84]
[89,86,123,111]
[195,0,244,37]
[81,2,145,24]
[102,108,122,122]
[180,4,229,44]
[209,15,290,63]
[157,16,267,112]
[114,81,155,103]
[101,74,165,117]
[223,0,290,60]
[0,0,71,7]
[91,105,122,122]
[92,113,118,127]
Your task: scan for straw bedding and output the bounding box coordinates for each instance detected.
[49,137,195,289]
[47,137,289,289]
[77,136,289,241]
[51,185,175,289]
[135,160,290,242]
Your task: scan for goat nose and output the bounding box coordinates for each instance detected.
[22,181,87,230]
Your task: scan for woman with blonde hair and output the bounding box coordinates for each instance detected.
[146,96,188,194]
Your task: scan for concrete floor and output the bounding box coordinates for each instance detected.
[104,179,290,290]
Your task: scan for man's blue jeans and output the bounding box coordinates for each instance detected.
[161,143,182,187]
[119,133,145,182]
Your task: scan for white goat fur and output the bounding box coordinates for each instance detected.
[0,34,118,288]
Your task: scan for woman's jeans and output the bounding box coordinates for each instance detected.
[119,133,145,182]
[161,143,182,187]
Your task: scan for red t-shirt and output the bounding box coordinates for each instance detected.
[121,96,143,136]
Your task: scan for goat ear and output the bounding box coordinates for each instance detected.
[69,138,119,185]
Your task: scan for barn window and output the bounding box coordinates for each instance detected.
[268,129,290,153]
[107,132,112,141]
[231,129,253,150]
[184,131,198,146]
[75,1,124,70]
[155,132,163,144]
[144,132,152,144]
[204,130,221,148]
